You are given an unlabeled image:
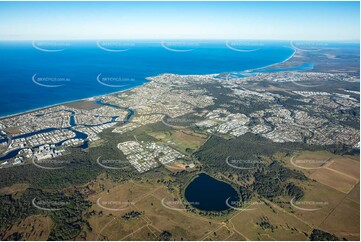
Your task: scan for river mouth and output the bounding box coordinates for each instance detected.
[184,173,239,212]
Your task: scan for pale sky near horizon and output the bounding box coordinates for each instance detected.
[0,1,359,41]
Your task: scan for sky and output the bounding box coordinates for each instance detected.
[0,1,359,41]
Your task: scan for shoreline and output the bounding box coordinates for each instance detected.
[243,46,296,73]
[0,47,296,120]
[0,85,141,120]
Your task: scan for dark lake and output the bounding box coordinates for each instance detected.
[184,173,239,211]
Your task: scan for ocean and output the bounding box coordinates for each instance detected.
[0,40,295,117]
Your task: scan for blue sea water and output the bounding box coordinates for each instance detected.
[0,40,297,117]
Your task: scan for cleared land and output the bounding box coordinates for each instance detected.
[309,168,358,194]
[100,216,148,241]
[3,215,52,241]
[121,225,160,241]
[203,225,232,241]
[326,157,360,181]
[230,202,312,241]
[279,151,360,240]
[0,183,29,196]
[135,194,220,240]
[282,180,345,227]
[147,129,208,153]
[319,197,360,241]
[347,182,360,203]
[286,151,334,172]
[88,180,157,215]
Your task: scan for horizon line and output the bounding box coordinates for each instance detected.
[0,38,360,42]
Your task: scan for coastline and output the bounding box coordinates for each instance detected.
[243,46,296,73]
[0,85,141,120]
[0,47,296,120]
